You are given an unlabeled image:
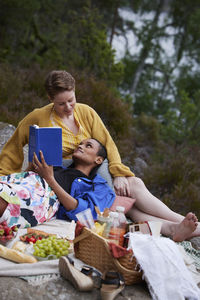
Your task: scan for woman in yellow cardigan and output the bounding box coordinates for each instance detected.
[0,71,132,179]
[0,70,195,227]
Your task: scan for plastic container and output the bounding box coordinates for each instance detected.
[115,206,127,247]
[107,211,121,245]
[0,231,18,246]
[97,215,112,238]
[76,208,95,229]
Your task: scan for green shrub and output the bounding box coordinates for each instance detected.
[75,72,132,139]
[0,63,49,125]
[143,146,200,219]
[132,113,160,147]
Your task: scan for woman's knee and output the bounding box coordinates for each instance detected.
[127,176,145,189]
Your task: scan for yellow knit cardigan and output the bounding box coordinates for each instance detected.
[0,103,134,177]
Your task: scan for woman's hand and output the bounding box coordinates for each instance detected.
[25,162,35,172]
[32,151,54,183]
[113,176,130,197]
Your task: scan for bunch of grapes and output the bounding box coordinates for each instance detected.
[33,236,70,258]
[0,221,18,245]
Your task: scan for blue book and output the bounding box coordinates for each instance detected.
[28,125,62,166]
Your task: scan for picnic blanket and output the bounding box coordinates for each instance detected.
[0,219,76,284]
[0,219,200,290]
[128,232,200,300]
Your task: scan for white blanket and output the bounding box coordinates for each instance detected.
[128,233,200,300]
[0,219,76,277]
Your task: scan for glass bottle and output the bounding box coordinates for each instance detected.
[107,211,120,245]
[115,206,127,247]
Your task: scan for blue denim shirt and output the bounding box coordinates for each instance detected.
[56,174,115,221]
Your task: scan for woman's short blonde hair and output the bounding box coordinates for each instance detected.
[44,70,75,99]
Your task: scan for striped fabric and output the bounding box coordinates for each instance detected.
[179,241,200,270]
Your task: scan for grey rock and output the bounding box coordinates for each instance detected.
[190,237,200,250]
[133,157,148,177]
[0,277,151,300]
[0,121,29,171]
[0,122,16,152]
[135,146,152,162]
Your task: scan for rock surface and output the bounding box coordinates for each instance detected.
[0,122,15,152]
[0,121,28,171]
[0,277,151,300]
[190,237,200,250]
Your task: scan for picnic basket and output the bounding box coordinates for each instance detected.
[73,226,142,285]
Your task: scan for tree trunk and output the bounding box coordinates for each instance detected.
[109,1,120,46]
[130,0,166,101]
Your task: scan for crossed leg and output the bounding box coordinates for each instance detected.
[125,176,200,241]
[126,207,199,242]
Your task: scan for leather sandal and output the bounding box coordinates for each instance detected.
[81,265,102,289]
[59,256,94,292]
[100,271,125,300]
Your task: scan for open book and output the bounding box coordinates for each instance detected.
[28,125,62,166]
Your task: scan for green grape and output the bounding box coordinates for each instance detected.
[33,250,39,256]
[33,236,70,258]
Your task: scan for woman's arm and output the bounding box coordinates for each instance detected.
[77,104,134,178]
[0,104,53,176]
[33,151,78,211]
[76,104,134,196]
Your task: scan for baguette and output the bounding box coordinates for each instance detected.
[0,244,37,263]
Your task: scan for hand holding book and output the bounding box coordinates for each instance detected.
[32,150,54,183]
[28,125,62,166]
[33,150,78,211]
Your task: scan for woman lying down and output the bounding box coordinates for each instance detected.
[0,138,199,243]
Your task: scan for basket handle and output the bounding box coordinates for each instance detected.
[74,227,140,276]
[73,230,91,243]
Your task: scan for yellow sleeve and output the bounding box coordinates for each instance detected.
[0,104,53,175]
[77,104,135,178]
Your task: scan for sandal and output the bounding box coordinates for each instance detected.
[100,271,125,300]
[59,256,94,291]
[81,265,102,289]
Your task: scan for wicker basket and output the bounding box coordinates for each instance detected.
[73,226,142,285]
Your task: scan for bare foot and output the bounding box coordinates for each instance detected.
[172,212,198,242]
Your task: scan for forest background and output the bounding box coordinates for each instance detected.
[0,0,200,218]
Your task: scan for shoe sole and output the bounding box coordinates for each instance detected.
[59,256,93,292]
[101,284,125,300]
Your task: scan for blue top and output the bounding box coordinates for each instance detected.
[56,173,115,221]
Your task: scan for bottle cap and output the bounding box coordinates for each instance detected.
[97,215,110,224]
[109,211,119,218]
[116,206,125,212]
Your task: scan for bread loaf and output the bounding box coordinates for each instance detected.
[0,244,37,263]
[12,241,27,253]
